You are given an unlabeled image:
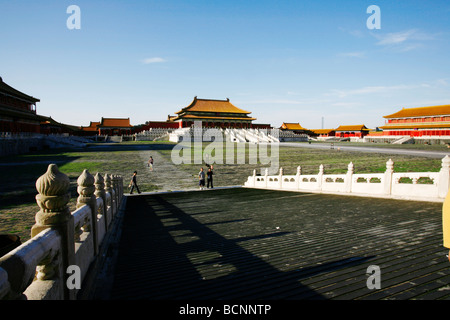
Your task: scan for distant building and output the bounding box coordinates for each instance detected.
[80,121,101,136]
[335,125,370,138]
[168,97,257,129]
[97,117,133,136]
[139,120,179,131]
[379,104,450,137]
[280,122,308,134]
[40,116,81,135]
[0,77,41,133]
[309,129,336,138]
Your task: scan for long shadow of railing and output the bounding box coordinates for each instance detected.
[109,193,374,300]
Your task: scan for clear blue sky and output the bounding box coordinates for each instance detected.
[1,0,449,129]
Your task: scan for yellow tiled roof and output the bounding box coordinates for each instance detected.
[280,123,307,130]
[384,104,450,118]
[174,114,256,121]
[81,121,100,131]
[175,97,251,115]
[99,118,132,128]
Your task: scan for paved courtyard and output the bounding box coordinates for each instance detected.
[92,187,450,300]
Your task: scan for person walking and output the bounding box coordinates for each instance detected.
[147,156,154,171]
[129,171,141,194]
[207,166,214,188]
[198,167,206,190]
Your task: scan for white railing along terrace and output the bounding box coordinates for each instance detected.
[0,164,123,300]
[244,156,450,202]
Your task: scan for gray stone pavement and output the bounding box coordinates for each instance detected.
[95,188,450,300]
[136,150,200,192]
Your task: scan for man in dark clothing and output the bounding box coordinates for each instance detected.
[207,167,214,188]
[129,171,141,194]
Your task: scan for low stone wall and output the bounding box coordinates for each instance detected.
[0,136,47,157]
[244,156,450,203]
[364,135,450,145]
[0,164,123,300]
[0,134,91,157]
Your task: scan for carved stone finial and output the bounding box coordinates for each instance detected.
[113,174,119,190]
[348,162,354,173]
[442,155,450,170]
[297,166,302,176]
[319,164,324,174]
[105,174,112,193]
[94,172,105,199]
[386,159,394,172]
[35,164,71,226]
[76,169,95,209]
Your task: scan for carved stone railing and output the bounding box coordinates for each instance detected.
[0,164,124,300]
[245,156,450,203]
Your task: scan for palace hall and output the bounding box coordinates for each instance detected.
[380,104,450,137]
[167,97,258,129]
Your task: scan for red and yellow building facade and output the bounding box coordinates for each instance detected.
[97,118,133,136]
[380,104,450,137]
[335,125,370,138]
[309,129,336,138]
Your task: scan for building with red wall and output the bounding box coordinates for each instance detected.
[379,104,450,137]
[97,118,133,136]
[335,125,370,138]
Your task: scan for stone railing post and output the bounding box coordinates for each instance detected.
[94,173,107,217]
[318,164,324,190]
[346,162,354,193]
[252,169,257,187]
[110,174,117,213]
[111,175,116,211]
[439,155,450,198]
[113,175,120,208]
[384,159,394,195]
[111,174,119,214]
[279,167,283,189]
[296,166,301,190]
[105,174,115,212]
[76,169,98,256]
[264,168,269,188]
[118,176,123,201]
[32,164,75,300]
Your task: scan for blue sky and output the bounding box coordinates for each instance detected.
[1,0,449,129]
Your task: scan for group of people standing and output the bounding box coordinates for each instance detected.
[198,165,214,190]
[129,155,216,194]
